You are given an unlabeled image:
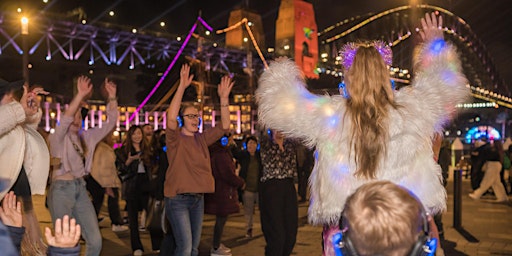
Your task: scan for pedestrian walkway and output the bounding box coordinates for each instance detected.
[32,177,512,255]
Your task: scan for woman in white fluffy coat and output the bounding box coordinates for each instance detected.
[257,12,469,230]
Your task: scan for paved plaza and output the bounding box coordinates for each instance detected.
[32,177,512,256]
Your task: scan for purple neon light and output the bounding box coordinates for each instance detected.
[197,17,213,32]
[129,21,198,122]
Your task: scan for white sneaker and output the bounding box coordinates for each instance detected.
[112,224,128,232]
[133,249,143,256]
[210,247,231,256]
[468,192,479,200]
[219,244,231,253]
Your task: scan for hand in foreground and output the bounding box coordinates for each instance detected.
[104,78,117,98]
[179,64,194,89]
[45,215,81,248]
[217,76,234,99]
[76,75,93,99]
[419,12,443,42]
[0,191,22,228]
[20,85,38,117]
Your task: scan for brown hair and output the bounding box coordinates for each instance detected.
[343,181,424,255]
[345,45,398,179]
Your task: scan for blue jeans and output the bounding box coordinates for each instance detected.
[48,178,102,256]
[165,194,204,256]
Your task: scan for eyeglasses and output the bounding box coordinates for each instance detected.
[183,114,199,119]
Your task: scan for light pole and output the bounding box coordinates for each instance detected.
[21,16,29,83]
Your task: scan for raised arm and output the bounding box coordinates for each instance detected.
[65,76,92,118]
[218,76,234,130]
[403,12,469,132]
[256,58,344,145]
[167,64,194,130]
[84,78,118,141]
[24,86,49,129]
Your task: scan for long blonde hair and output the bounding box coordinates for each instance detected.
[345,44,397,179]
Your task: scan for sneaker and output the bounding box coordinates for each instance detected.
[133,249,143,256]
[210,247,231,256]
[245,228,253,238]
[138,226,146,232]
[468,193,479,200]
[112,224,129,232]
[219,244,231,253]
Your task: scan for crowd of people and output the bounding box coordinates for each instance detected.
[2,11,510,256]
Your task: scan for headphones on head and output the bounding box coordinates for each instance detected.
[333,206,437,256]
[177,113,202,128]
[338,80,396,99]
[220,134,229,146]
[242,136,260,151]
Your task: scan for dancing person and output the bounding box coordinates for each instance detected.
[256,12,469,254]
[115,125,154,256]
[231,136,262,238]
[48,76,118,256]
[89,133,127,232]
[259,130,298,256]
[164,63,233,256]
[332,181,438,256]
[0,79,50,255]
[469,140,509,202]
[205,136,245,256]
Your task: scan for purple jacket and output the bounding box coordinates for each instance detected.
[204,142,245,216]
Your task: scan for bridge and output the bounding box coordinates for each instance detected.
[0,4,509,136]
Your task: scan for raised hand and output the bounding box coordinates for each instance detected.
[179,64,194,89]
[20,85,38,117]
[76,75,93,98]
[217,75,234,99]
[45,215,81,248]
[419,12,443,42]
[0,191,22,228]
[104,78,117,98]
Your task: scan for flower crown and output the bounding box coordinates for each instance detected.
[340,41,393,70]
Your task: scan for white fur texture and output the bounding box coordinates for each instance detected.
[256,40,469,226]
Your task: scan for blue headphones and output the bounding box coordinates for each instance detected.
[338,80,396,99]
[177,115,202,128]
[333,208,437,256]
[220,135,229,146]
[242,141,260,151]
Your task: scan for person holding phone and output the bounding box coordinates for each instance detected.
[115,125,154,256]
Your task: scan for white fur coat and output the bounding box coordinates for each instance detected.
[256,39,469,225]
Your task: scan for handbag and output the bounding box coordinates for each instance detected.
[146,197,168,233]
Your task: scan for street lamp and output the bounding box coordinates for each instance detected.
[21,16,29,83]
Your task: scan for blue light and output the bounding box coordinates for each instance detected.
[220,136,229,146]
[338,81,349,98]
[465,126,501,143]
[429,39,446,54]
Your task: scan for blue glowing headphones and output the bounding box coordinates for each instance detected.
[220,135,229,146]
[333,207,437,256]
[177,115,202,128]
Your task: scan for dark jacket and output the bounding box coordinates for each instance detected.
[115,146,152,200]
[231,146,263,183]
[204,142,245,216]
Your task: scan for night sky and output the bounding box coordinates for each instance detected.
[1,0,511,99]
